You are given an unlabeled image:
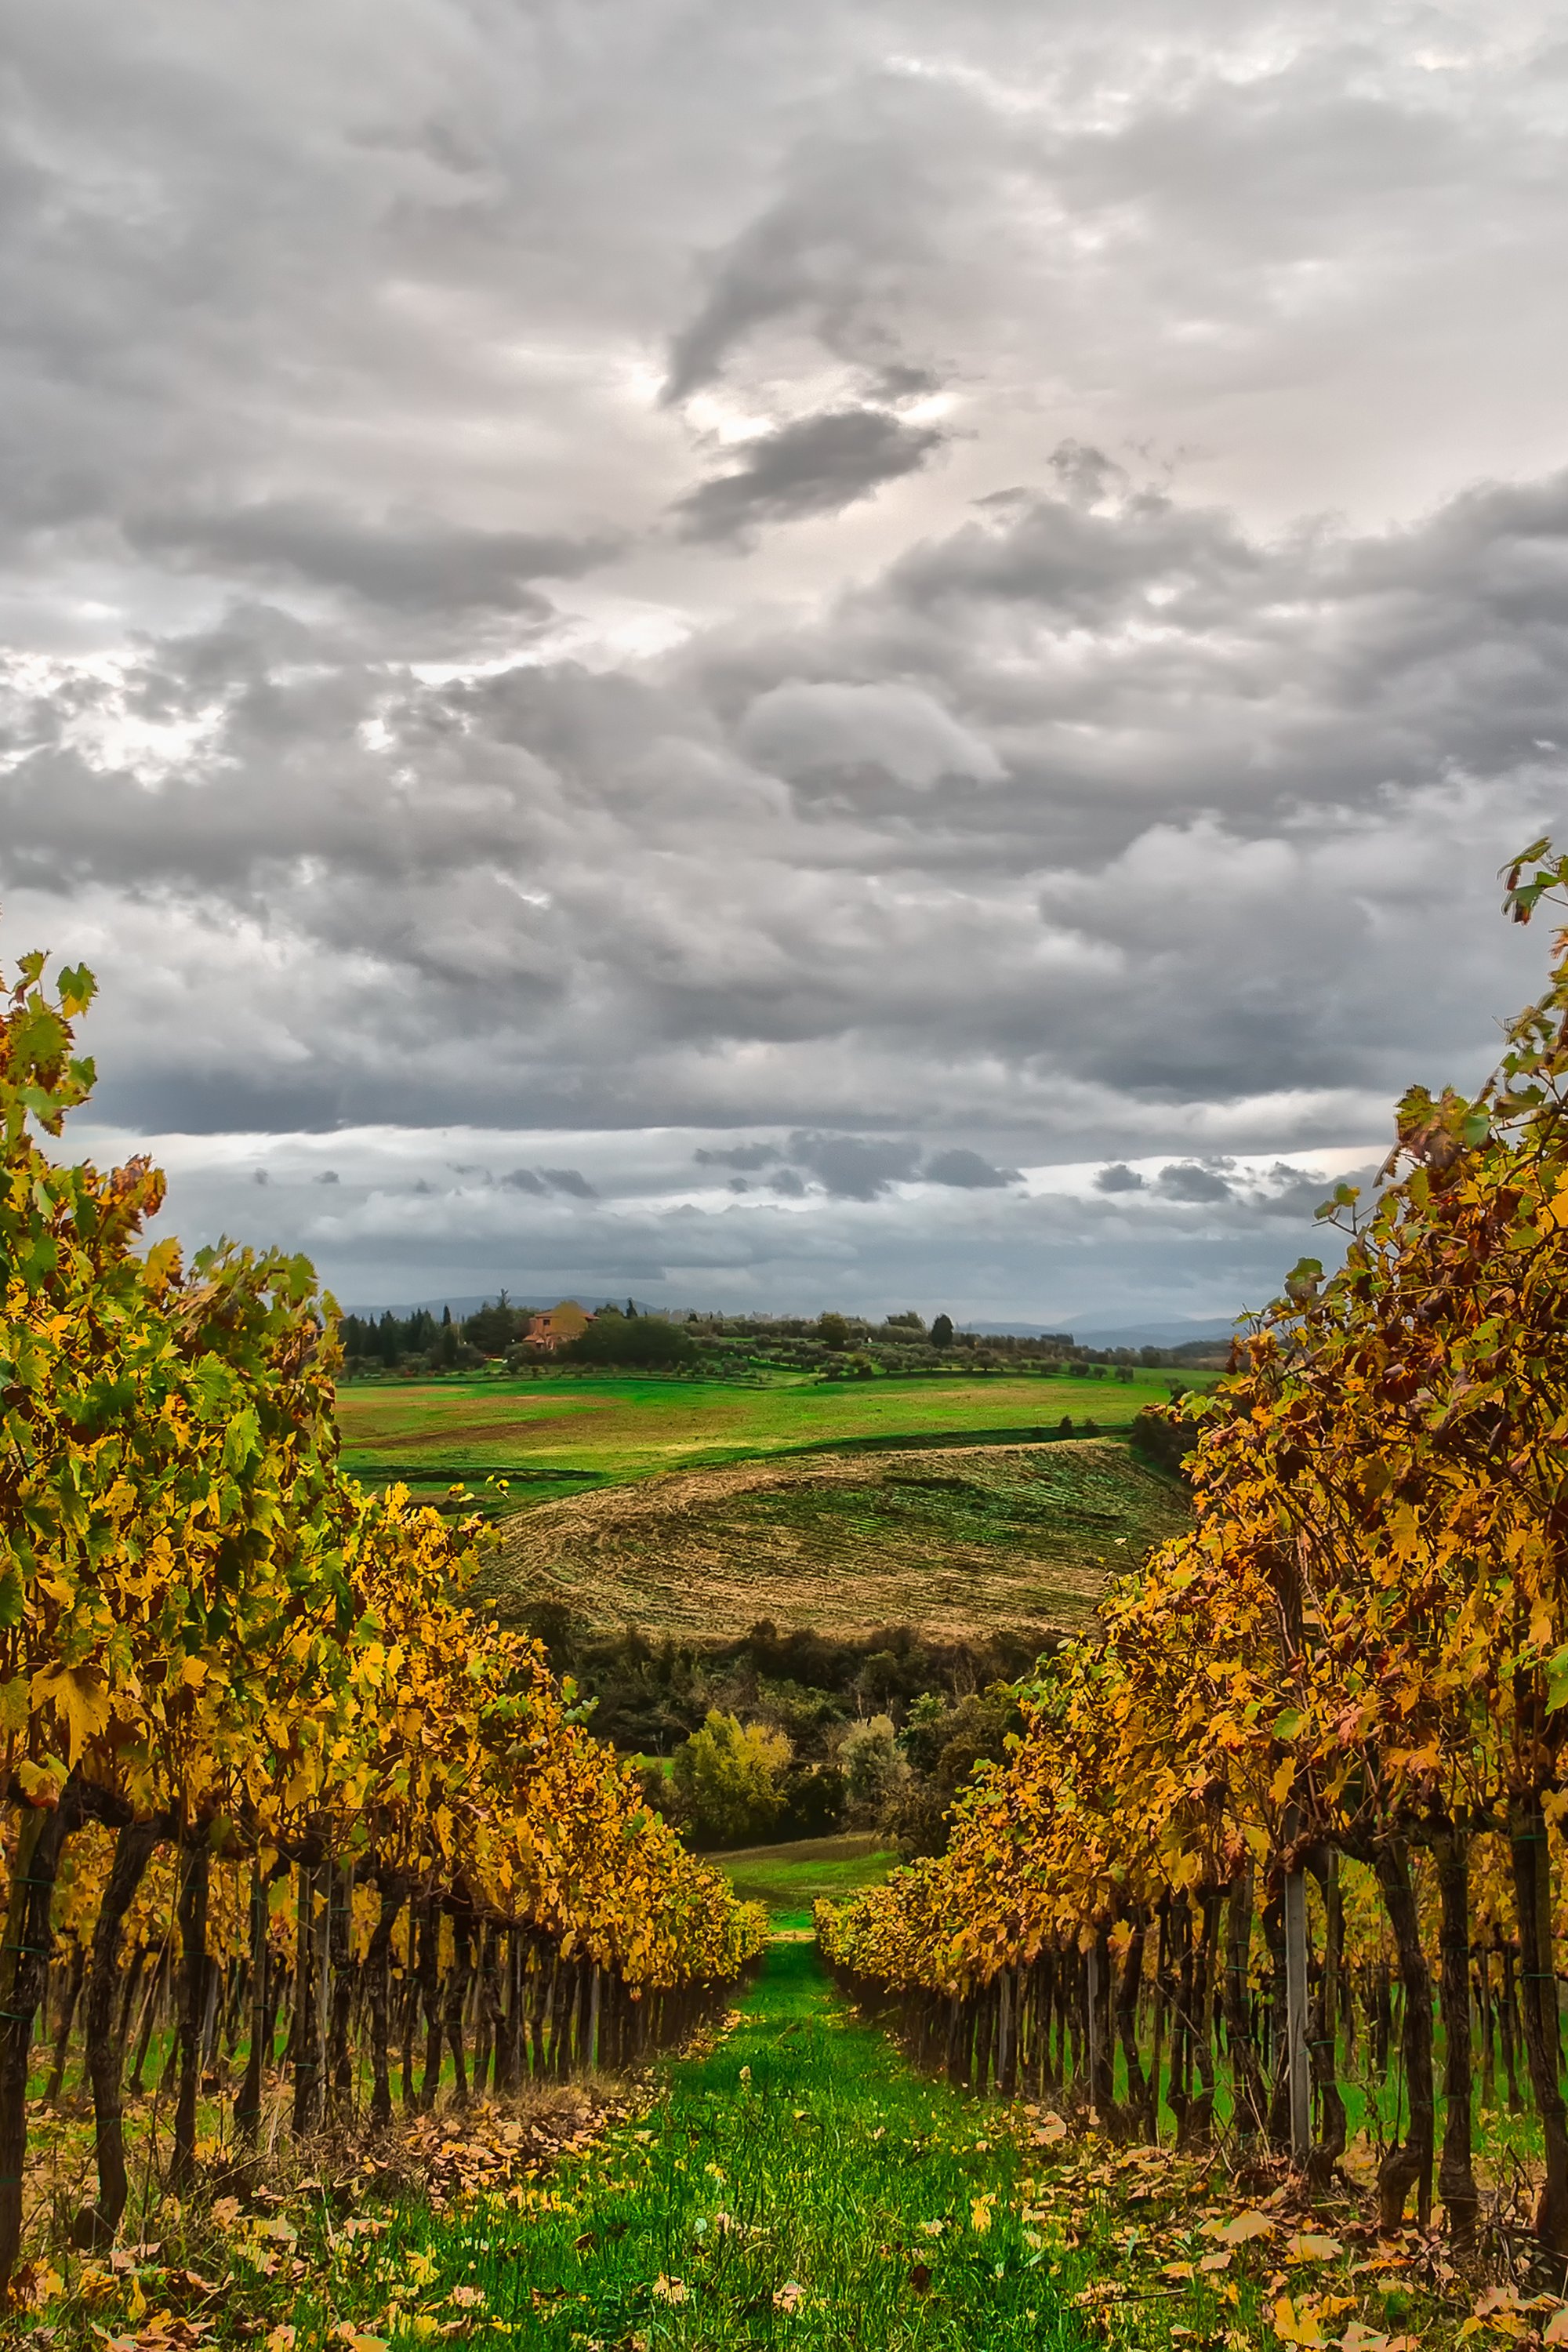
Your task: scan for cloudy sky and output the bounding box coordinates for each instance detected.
[6,1,1568,1327]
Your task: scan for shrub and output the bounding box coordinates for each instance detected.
[671,1711,793,1846]
[840,1715,903,1823]
[563,1314,695,1369]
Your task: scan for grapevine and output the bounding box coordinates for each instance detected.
[821,840,1568,2252]
[0,950,763,2296]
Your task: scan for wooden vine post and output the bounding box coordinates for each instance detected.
[1281,1801,1312,2166]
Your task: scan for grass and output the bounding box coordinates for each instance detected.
[717,1831,901,1927]
[334,1367,1190,1506]
[482,1441,1189,1641]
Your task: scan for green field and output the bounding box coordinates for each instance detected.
[485,1440,1189,1640]
[717,1832,900,1926]
[336,1367,1189,1505]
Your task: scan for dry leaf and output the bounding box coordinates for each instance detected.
[1219,2210,1277,2245]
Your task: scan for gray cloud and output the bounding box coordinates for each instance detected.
[8,0,1568,1318]
[922,1147,1019,1189]
[659,98,975,406]
[673,408,946,543]
[695,1142,782,1170]
[127,500,621,615]
[783,1133,922,1199]
[737,680,1003,789]
[1156,1163,1235,1203]
[539,1167,597,1199]
[8,458,1566,1155]
[1095,1163,1145,1194]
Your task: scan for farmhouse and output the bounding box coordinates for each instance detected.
[526,1300,593,1352]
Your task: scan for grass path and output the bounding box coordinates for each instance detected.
[326,1941,1085,2350]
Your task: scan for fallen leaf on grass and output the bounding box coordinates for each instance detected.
[1461,2285,1555,2342]
[651,2276,688,2306]
[1546,2312,1568,2347]
[94,2319,215,2352]
[909,2263,932,2295]
[261,2331,295,2352]
[333,2326,388,2352]
[772,2281,805,2313]
[1216,2209,1277,2245]
[1199,2251,1233,2274]
[1272,2296,1327,2348]
[162,2269,222,2303]
[1033,2114,1069,2146]
[1286,2233,1345,2262]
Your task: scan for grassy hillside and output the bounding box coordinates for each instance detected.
[717,1832,900,1927]
[481,1439,1188,1642]
[336,1365,1192,1511]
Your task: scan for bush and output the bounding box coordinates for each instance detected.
[840,1715,903,1824]
[885,1687,1020,1857]
[562,1313,696,1369]
[1127,1402,1196,1479]
[777,1762,846,1839]
[671,1710,793,1847]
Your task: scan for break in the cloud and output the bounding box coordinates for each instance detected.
[6,1,1568,1319]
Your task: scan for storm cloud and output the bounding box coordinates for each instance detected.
[7,0,1568,1322]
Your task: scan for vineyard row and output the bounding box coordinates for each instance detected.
[821,844,1568,2257]
[0,952,764,2299]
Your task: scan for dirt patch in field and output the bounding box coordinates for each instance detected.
[481,1442,1187,1642]
[354,1409,593,1452]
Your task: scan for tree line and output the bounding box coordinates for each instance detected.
[339,1301,1203,1382]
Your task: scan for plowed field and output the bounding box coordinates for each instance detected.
[482,1440,1187,1641]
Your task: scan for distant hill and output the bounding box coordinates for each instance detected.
[483,1440,1190,1645]
[1070,1316,1244,1348]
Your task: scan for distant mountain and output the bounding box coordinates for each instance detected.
[959,1321,1080,1339]
[1070,1315,1245,1348]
